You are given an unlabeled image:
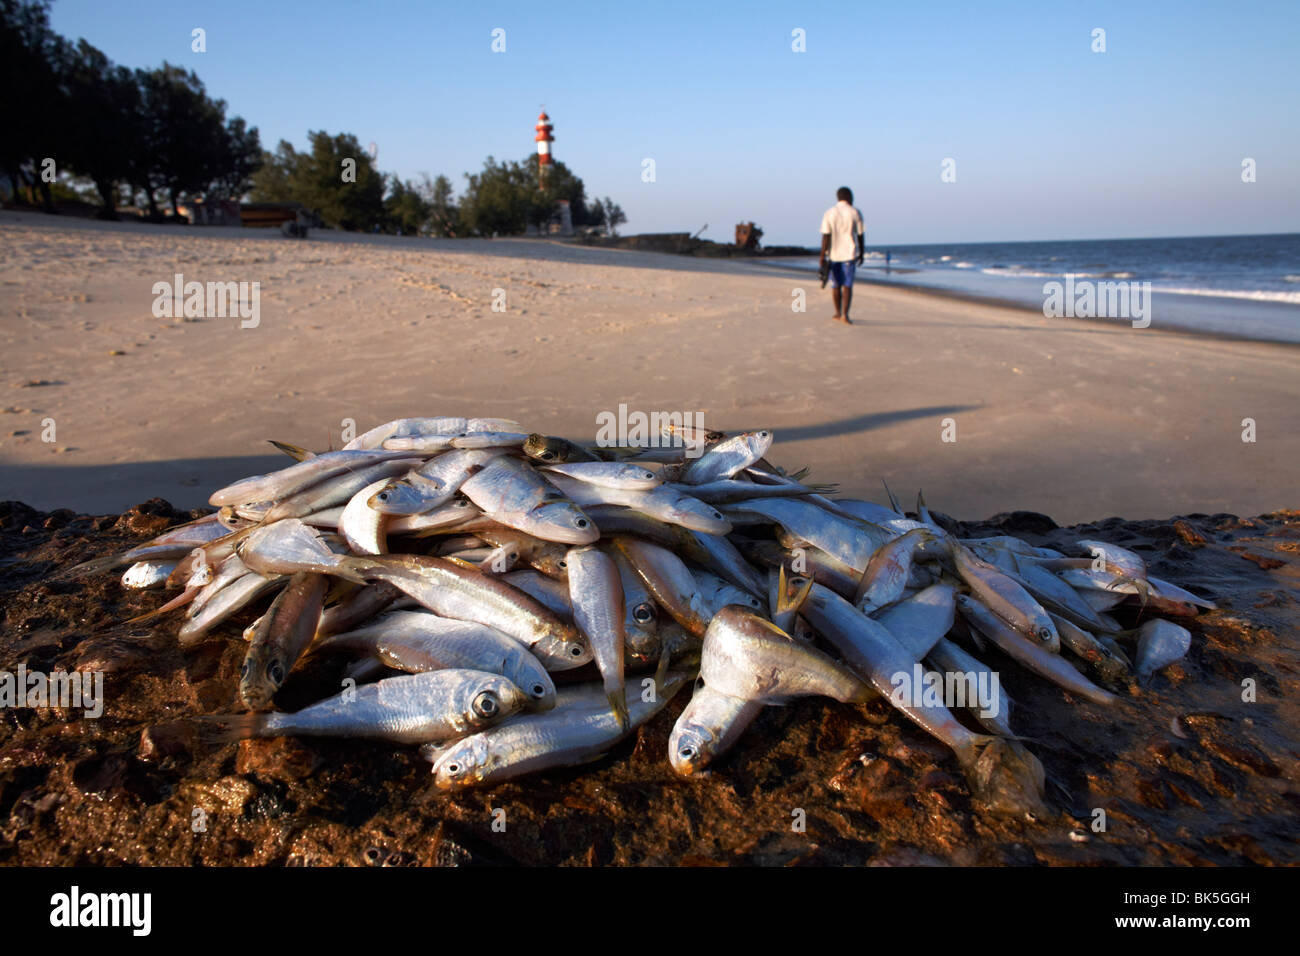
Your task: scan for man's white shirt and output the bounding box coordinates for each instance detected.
[820,200,865,262]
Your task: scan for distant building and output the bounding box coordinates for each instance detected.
[527,111,573,237]
[179,199,242,226]
[535,111,554,177]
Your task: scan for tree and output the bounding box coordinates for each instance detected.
[249,139,296,203]
[457,154,618,237]
[249,130,386,230]
[0,0,67,210]
[208,115,262,201]
[136,64,228,216]
[459,156,532,236]
[599,197,627,237]
[384,174,430,234]
[62,40,140,218]
[423,173,459,236]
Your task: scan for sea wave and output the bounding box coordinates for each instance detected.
[1153,286,1300,305]
[978,267,1140,280]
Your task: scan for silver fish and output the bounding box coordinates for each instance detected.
[699,605,869,705]
[680,430,773,485]
[565,545,628,728]
[1134,619,1192,685]
[426,673,687,790]
[317,610,555,710]
[668,684,763,776]
[204,669,527,744]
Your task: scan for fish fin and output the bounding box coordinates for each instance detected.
[123,586,199,624]
[654,643,673,694]
[961,736,1048,817]
[46,552,127,582]
[881,479,903,516]
[442,555,482,572]
[268,439,315,461]
[607,690,631,733]
[776,566,814,618]
[917,489,935,525]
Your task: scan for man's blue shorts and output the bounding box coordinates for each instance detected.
[828,260,856,288]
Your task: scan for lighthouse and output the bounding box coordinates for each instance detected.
[534,111,554,180]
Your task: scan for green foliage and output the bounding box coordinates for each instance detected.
[598,197,627,236]
[457,154,616,237]
[1,0,260,218]
[1,2,620,235]
[250,130,385,230]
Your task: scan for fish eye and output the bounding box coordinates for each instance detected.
[541,452,555,460]
[377,492,389,501]
[633,603,655,624]
[711,511,722,519]
[759,431,770,438]
[268,660,285,685]
[531,684,547,697]
[558,560,567,569]
[445,762,461,775]
[570,645,584,657]
[473,692,499,717]
[680,746,695,759]
[239,661,250,679]
[575,518,588,528]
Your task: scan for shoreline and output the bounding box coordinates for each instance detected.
[749,257,1300,349]
[2,210,1296,524]
[6,208,1296,347]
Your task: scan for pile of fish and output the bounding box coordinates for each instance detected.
[69,416,1212,814]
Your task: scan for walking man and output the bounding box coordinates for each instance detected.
[819,186,865,324]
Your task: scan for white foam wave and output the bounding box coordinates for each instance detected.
[1153,286,1300,305]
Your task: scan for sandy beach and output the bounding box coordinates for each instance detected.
[1,209,1295,525]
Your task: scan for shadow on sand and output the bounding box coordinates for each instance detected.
[777,405,980,442]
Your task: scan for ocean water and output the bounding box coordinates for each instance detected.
[767,233,1300,344]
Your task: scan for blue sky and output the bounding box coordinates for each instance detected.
[49,0,1300,245]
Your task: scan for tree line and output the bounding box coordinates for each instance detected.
[2,0,626,236]
[2,0,261,218]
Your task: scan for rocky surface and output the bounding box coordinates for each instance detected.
[1,499,1296,866]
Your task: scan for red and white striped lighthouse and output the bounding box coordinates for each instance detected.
[534,111,554,174]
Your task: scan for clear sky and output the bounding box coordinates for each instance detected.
[48,0,1300,246]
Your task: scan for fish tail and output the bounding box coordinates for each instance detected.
[46,552,127,582]
[191,712,274,746]
[607,688,631,732]
[124,586,198,624]
[268,439,314,461]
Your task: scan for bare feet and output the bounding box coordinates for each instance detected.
[836,315,852,325]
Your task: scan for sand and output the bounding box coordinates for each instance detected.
[1,209,1296,524]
